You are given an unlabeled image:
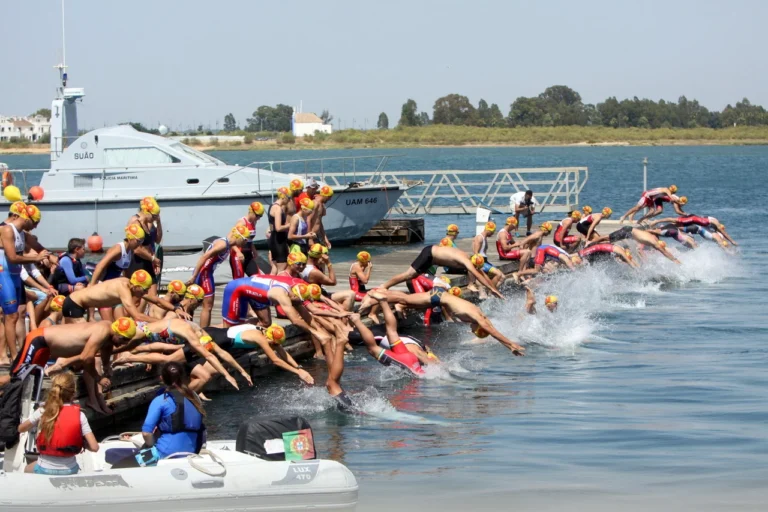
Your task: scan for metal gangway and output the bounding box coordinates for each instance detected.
[252,155,589,214]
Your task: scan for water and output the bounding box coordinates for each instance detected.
[6,146,768,510]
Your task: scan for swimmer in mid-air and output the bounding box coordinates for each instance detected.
[524,286,558,315]
[618,185,680,223]
[589,226,681,264]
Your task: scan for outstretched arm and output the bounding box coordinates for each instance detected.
[465,262,504,299]
[478,315,525,356]
[524,286,536,315]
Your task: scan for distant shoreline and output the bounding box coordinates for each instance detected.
[3,127,768,156]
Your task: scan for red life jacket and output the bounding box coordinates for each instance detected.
[36,404,83,457]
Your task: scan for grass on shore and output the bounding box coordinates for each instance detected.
[3,126,768,155]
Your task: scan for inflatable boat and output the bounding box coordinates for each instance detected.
[0,437,358,511]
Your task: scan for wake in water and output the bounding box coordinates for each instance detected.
[484,244,743,351]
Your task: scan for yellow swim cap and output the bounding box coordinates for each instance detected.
[506,216,518,227]
[669,185,678,194]
[446,224,459,235]
[292,283,310,301]
[249,201,265,216]
[25,205,41,223]
[308,283,323,300]
[448,286,462,297]
[679,196,688,205]
[140,197,161,215]
[602,207,613,217]
[231,224,251,240]
[571,210,582,220]
[287,251,308,266]
[289,178,304,191]
[111,317,137,339]
[185,284,205,301]
[167,280,187,295]
[439,237,453,247]
[582,205,593,215]
[299,197,315,212]
[308,243,324,258]
[472,325,489,338]
[357,251,371,263]
[265,324,287,344]
[9,201,28,219]
[485,221,496,233]
[130,270,153,290]
[277,186,291,199]
[658,240,667,249]
[571,254,583,265]
[51,295,65,312]
[545,295,558,305]
[319,185,334,198]
[125,223,146,241]
[539,222,553,233]
[470,254,485,268]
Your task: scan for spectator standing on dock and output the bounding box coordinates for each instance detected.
[127,197,163,305]
[231,202,265,279]
[49,238,89,296]
[18,371,99,474]
[267,187,292,273]
[510,190,538,236]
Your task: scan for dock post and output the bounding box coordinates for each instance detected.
[643,157,648,191]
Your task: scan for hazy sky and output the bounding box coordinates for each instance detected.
[2,0,766,130]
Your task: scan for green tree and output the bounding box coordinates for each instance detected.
[508,96,545,127]
[487,103,505,127]
[537,85,585,126]
[399,99,420,127]
[477,99,490,127]
[418,112,431,126]
[245,104,293,132]
[377,112,389,129]
[31,108,51,119]
[433,94,477,125]
[223,113,238,131]
[320,109,333,125]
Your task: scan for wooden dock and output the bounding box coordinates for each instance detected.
[357,218,425,245]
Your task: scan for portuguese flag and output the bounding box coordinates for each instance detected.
[282,429,315,461]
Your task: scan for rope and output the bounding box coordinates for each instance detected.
[187,449,227,477]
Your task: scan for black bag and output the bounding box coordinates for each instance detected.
[0,378,25,449]
[235,416,315,461]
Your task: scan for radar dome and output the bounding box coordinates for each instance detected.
[158,125,169,135]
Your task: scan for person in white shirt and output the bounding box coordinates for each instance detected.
[510,190,539,236]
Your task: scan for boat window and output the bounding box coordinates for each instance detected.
[104,147,180,167]
[170,143,223,166]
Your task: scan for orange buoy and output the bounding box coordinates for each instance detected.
[87,232,104,252]
[1,171,13,189]
[28,186,44,201]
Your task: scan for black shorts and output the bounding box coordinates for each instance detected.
[268,234,289,264]
[410,246,435,275]
[182,345,202,373]
[204,327,232,350]
[609,226,634,244]
[56,283,75,295]
[61,296,86,318]
[127,254,158,283]
[576,222,590,236]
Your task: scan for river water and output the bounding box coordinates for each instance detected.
[5,146,768,510]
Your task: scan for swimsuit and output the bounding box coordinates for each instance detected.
[0,222,26,315]
[11,327,49,376]
[554,219,579,247]
[268,203,289,264]
[608,226,635,244]
[194,238,230,298]
[104,242,133,280]
[221,276,288,325]
[496,237,522,260]
[410,246,435,275]
[61,296,87,319]
[230,216,256,280]
[534,245,568,266]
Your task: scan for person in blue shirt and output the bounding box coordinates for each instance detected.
[111,362,205,467]
[50,238,88,295]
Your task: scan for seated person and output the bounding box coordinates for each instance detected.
[18,371,99,474]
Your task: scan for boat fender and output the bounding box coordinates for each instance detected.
[1,171,12,189]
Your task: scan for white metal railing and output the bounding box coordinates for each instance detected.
[320,167,589,214]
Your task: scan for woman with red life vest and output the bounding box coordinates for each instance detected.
[553,211,582,252]
[231,202,265,279]
[18,371,99,474]
[188,224,251,328]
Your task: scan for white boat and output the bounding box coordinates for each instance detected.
[6,64,404,251]
[0,438,358,511]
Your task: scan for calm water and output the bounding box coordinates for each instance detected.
[5,146,768,510]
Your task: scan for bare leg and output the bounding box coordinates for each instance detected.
[200,296,214,328]
[3,312,19,364]
[380,267,417,290]
[348,314,382,359]
[325,327,348,398]
[83,372,111,415]
[189,364,213,393]
[330,290,355,312]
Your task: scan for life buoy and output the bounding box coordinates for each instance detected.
[1,171,12,189]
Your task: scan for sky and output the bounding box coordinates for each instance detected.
[2,0,767,131]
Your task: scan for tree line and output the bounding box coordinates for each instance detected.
[392,86,768,129]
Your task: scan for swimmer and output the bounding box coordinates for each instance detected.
[308,184,333,249]
[444,224,460,246]
[300,245,356,311]
[1,319,136,415]
[37,295,65,328]
[188,224,252,327]
[675,224,731,251]
[577,243,639,267]
[619,185,680,223]
[205,324,314,384]
[651,215,737,246]
[517,244,575,278]
[266,187,292,273]
[287,197,316,254]
[364,289,525,355]
[473,221,496,259]
[347,322,438,365]
[646,226,697,249]
[516,221,553,251]
[62,270,173,324]
[496,217,533,270]
[592,226,681,263]
[553,211,583,252]
[471,254,505,290]
[576,207,612,242]
[525,286,558,315]
[143,280,188,319]
[349,250,380,322]
[380,245,504,299]
[231,202,265,279]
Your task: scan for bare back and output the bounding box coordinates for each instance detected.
[70,278,132,309]
[42,322,112,357]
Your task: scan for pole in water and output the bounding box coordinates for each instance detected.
[643,157,648,191]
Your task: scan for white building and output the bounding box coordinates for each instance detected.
[292,112,333,137]
[0,115,51,142]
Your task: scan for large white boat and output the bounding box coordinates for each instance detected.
[7,67,404,251]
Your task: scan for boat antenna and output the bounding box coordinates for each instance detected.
[54,0,68,94]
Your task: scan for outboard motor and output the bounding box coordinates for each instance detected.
[236,416,315,462]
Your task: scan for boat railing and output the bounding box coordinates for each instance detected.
[2,169,49,197]
[320,167,589,214]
